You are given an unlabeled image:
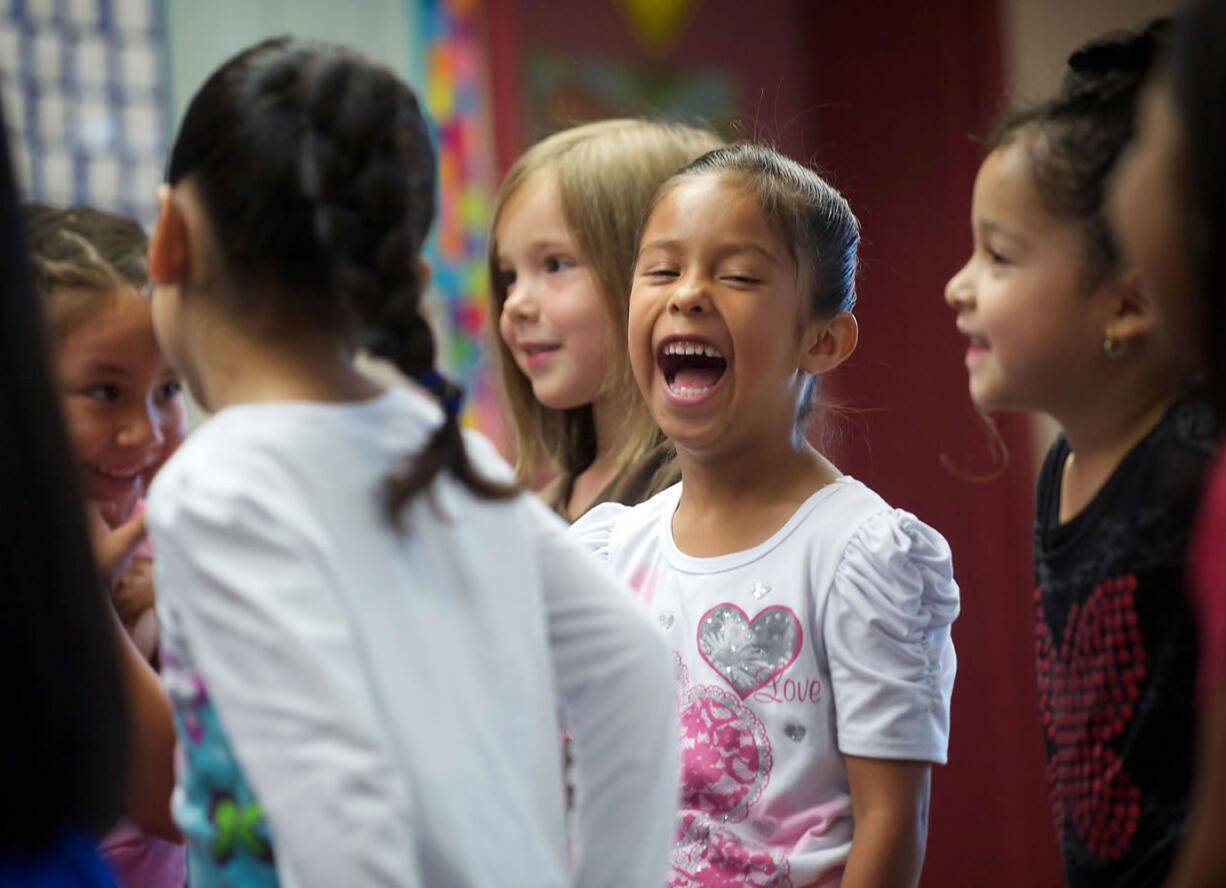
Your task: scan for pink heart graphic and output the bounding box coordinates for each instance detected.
[697,604,802,698]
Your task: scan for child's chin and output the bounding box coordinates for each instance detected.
[93,491,141,526]
[970,390,1023,414]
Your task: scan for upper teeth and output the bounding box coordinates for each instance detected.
[663,341,723,358]
[97,467,140,480]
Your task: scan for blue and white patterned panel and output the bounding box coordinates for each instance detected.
[0,0,167,228]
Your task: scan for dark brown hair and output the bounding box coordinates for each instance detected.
[1171,0,1226,416]
[989,19,1171,286]
[167,37,513,517]
[1,117,127,849]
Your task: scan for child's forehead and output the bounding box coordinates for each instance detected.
[496,171,565,233]
[975,141,1060,227]
[54,286,160,359]
[648,175,785,250]
[660,170,754,206]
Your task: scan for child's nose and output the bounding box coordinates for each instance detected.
[117,408,165,452]
[944,262,974,309]
[502,279,538,320]
[667,275,710,315]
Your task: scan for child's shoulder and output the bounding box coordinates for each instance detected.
[812,477,954,573]
[1104,394,1215,513]
[1153,395,1218,469]
[569,481,681,561]
[818,480,959,631]
[1143,395,1218,516]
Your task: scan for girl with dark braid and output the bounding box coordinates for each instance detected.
[143,37,677,887]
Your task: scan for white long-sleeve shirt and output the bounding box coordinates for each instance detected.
[148,386,678,888]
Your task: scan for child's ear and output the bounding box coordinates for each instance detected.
[1101,268,1153,348]
[800,311,858,375]
[415,258,432,294]
[148,185,189,288]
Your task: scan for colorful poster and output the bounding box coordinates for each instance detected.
[413,0,504,444]
[523,52,737,146]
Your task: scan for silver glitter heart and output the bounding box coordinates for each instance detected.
[659,613,675,630]
[784,724,806,742]
[751,582,771,599]
[698,604,801,698]
[753,820,777,837]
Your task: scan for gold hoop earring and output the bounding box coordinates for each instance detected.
[1104,334,1125,359]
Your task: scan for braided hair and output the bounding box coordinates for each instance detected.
[167,37,513,517]
[990,19,1171,286]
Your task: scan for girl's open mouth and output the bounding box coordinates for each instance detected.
[658,339,727,398]
[87,463,144,501]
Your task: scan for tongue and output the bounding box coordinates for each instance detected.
[673,366,723,390]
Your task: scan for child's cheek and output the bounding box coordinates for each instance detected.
[164,401,187,455]
[151,401,187,476]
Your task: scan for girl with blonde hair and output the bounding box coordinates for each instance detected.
[490,118,723,520]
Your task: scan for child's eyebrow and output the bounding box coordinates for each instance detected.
[498,236,577,261]
[531,236,578,252]
[718,241,783,266]
[83,361,132,376]
[637,237,689,258]
[977,220,1028,248]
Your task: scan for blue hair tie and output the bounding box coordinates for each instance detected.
[417,369,464,418]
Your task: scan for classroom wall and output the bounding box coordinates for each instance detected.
[1005,0,1178,102]
[163,0,418,129]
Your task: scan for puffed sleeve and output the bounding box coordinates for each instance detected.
[149,468,419,888]
[569,501,629,565]
[824,509,960,764]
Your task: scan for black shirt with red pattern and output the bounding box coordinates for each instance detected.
[1033,396,1216,888]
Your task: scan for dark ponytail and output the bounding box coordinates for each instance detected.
[167,38,514,520]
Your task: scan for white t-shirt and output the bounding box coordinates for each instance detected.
[571,477,959,887]
[147,386,678,888]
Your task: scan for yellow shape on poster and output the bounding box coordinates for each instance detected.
[615,0,700,52]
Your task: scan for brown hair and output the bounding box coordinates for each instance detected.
[22,203,148,338]
[987,19,1170,288]
[488,119,723,487]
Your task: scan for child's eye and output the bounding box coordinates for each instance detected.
[86,383,120,401]
[497,268,516,289]
[157,380,182,400]
[642,266,678,279]
[723,274,762,285]
[544,256,574,273]
[987,248,1010,266]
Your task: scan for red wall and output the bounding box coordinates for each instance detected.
[487,2,1064,883]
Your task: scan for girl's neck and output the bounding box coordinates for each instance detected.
[191,309,381,412]
[671,433,842,557]
[565,390,638,521]
[1053,381,1181,523]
